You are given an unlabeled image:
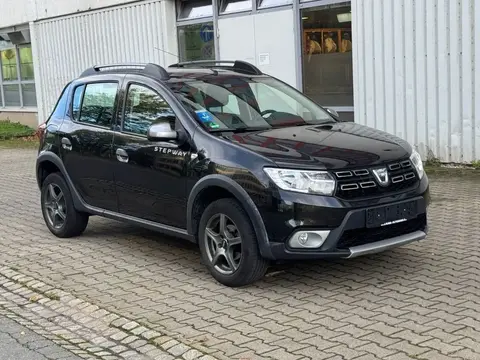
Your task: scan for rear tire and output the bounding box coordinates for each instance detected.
[41,172,89,238]
[198,198,269,287]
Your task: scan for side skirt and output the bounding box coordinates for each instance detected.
[90,206,195,242]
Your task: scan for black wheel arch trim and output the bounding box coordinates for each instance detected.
[36,151,86,211]
[187,174,275,260]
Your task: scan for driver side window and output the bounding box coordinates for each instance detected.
[123,84,176,136]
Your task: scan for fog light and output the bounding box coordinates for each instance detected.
[298,232,309,245]
[288,230,330,249]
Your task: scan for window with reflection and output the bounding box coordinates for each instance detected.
[220,0,252,14]
[123,84,176,136]
[167,76,332,132]
[4,84,21,106]
[79,82,118,127]
[21,84,36,106]
[19,45,34,80]
[1,48,18,81]
[177,0,213,20]
[257,0,292,9]
[301,2,353,107]
[178,22,215,61]
[0,32,36,108]
[72,85,85,121]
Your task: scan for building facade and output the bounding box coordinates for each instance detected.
[0,0,478,163]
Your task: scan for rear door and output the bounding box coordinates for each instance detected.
[58,75,123,211]
[111,75,189,228]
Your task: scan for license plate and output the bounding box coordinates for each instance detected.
[366,201,417,228]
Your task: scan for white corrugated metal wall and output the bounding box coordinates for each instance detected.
[352,0,480,163]
[32,0,177,123]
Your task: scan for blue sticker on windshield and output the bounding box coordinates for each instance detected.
[195,110,220,129]
[195,110,214,123]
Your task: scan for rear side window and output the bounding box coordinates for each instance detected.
[78,82,118,127]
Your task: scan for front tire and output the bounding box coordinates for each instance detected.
[198,198,269,287]
[41,172,89,238]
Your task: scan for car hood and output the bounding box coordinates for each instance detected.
[221,122,412,170]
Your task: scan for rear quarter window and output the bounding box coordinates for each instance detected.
[48,83,71,122]
[71,85,85,121]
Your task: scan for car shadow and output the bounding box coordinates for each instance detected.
[83,216,430,292]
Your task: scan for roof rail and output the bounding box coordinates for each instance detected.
[80,63,170,80]
[168,60,263,75]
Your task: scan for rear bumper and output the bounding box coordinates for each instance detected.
[268,195,429,260]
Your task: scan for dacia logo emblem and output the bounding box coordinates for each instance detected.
[372,167,390,187]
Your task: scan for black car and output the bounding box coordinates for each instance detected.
[36,61,430,287]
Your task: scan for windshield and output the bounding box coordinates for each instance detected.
[167,75,334,131]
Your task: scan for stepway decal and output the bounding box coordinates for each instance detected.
[154,147,188,157]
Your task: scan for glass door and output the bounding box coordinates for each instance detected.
[300,1,353,121]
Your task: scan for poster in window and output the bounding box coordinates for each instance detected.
[340,31,352,53]
[180,23,215,61]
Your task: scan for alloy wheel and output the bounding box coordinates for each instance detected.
[44,184,67,229]
[204,213,242,275]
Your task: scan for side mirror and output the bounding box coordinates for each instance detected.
[325,107,340,120]
[147,122,178,141]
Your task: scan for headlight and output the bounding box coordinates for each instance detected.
[410,149,424,179]
[264,168,336,195]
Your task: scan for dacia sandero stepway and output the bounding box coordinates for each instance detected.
[36,61,430,287]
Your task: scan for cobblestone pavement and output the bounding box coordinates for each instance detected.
[0,267,213,360]
[0,314,81,360]
[1,149,480,360]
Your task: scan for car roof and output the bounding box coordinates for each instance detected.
[78,61,265,83]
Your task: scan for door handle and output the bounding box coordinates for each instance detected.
[61,137,72,151]
[116,148,129,163]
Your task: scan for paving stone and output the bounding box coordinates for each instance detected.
[160,339,180,350]
[167,343,190,356]
[182,349,204,360]
[121,335,139,344]
[111,318,130,328]
[418,338,464,355]
[417,349,464,360]
[262,348,302,360]
[324,344,368,359]
[451,348,480,360]
[357,342,397,358]
[122,321,141,331]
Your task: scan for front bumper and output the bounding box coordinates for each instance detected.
[347,230,426,258]
[266,193,429,260]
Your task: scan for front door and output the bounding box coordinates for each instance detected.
[112,78,189,229]
[59,79,121,211]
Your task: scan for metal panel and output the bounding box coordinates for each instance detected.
[33,1,172,123]
[353,0,479,163]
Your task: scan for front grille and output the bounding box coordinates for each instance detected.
[336,214,427,249]
[334,159,419,200]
